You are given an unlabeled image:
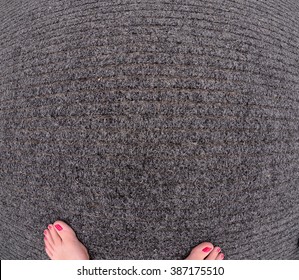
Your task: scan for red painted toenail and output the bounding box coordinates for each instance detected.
[44,236,47,240]
[55,224,63,231]
[202,247,212,252]
[217,247,221,252]
[44,230,47,235]
[48,225,52,229]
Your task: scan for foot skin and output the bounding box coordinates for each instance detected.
[185,242,224,260]
[43,220,89,260]
[43,221,222,261]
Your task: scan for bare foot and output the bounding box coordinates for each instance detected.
[185,242,224,260]
[43,221,222,260]
[43,220,89,260]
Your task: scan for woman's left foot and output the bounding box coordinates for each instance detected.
[43,220,89,260]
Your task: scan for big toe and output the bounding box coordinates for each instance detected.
[53,220,77,240]
[185,242,215,260]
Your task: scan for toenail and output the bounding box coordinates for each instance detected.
[217,247,221,253]
[55,224,63,231]
[44,236,47,240]
[202,247,212,252]
[48,225,52,229]
[44,230,47,235]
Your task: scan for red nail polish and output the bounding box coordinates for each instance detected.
[48,225,52,229]
[44,236,47,240]
[202,247,212,252]
[217,247,221,253]
[55,224,63,231]
[44,230,47,235]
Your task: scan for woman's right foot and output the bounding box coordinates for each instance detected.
[185,242,224,260]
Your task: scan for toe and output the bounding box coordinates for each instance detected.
[53,220,77,240]
[45,245,53,259]
[205,247,221,260]
[48,224,62,245]
[44,229,54,248]
[44,235,54,252]
[216,253,225,260]
[44,229,55,247]
[185,242,214,260]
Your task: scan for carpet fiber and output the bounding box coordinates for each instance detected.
[0,0,299,260]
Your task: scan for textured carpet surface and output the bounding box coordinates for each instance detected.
[0,0,299,260]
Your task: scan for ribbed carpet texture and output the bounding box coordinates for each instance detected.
[0,0,299,260]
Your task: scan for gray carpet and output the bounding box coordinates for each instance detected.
[0,0,299,260]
